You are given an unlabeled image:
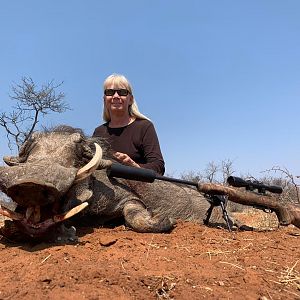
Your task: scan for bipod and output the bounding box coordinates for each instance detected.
[204,194,232,232]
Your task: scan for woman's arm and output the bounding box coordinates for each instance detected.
[138,123,165,175]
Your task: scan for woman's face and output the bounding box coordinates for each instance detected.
[104,84,133,117]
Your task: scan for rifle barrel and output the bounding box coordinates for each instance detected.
[107,163,198,187]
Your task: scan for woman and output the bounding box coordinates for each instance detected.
[93,74,165,175]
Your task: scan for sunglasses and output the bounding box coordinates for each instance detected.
[104,89,130,96]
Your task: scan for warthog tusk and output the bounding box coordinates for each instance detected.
[75,143,102,182]
[0,201,88,239]
[53,202,89,223]
[0,202,88,232]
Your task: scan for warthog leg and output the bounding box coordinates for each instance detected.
[123,200,174,233]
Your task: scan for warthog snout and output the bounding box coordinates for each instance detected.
[0,162,79,207]
[7,179,60,207]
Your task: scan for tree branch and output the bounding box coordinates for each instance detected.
[0,77,69,151]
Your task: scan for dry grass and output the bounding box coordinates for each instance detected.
[232,208,279,229]
[278,260,300,290]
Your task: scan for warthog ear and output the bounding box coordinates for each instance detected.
[3,156,21,166]
[4,134,37,166]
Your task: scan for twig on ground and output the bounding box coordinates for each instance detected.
[218,261,245,270]
[40,254,51,264]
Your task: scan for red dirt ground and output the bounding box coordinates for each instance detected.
[0,216,299,300]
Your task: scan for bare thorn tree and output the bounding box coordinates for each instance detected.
[221,159,235,184]
[204,161,219,183]
[0,77,69,151]
[180,170,204,183]
[262,166,300,203]
[180,159,235,184]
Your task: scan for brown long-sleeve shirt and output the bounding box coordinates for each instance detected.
[93,119,165,175]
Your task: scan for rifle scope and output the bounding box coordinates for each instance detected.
[227,176,283,194]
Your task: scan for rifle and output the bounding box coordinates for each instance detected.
[107,163,300,230]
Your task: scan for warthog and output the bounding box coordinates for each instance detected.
[0,126,299,240]
[0,126,225,239]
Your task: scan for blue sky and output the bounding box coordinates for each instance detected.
[0,1,299,178]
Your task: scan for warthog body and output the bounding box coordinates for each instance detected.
[0,127,223,238]
[75,171,222,232]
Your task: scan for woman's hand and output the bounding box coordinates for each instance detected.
[113,152,141,168]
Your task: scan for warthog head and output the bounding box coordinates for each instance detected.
[0,126,111,237]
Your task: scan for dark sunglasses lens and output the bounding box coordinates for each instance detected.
[118,89,129,96]
[104,89,114,96]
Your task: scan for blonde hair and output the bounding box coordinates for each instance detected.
[102,74,150,122]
